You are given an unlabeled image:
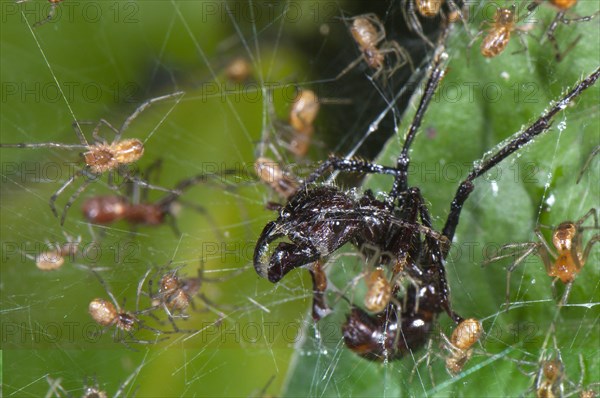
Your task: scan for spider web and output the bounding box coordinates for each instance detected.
[1,0,599,397]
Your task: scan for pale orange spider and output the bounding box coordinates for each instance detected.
[485,208,599,306]
[1,91,183,225]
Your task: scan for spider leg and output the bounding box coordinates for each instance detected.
[32,2,58,28]
[391,52,446,200]
[442,67,600,242]
[115,91,184,142]
[71,120,91,147]
[581,234,599,266]
[401,0,435,48]
[577,146,600,184]
[118,168,175,194]
[92,119,120,142]
[197,292,228,322]
[504,244,542,309]
[91,270,122,312]
[136,268,152,313]
[335,55,368,81]
[380,41,415,76]
[409,332,438,384]
[302,155,400,188]
[49,172,78,219]
[176,199,224,240]
[560,10,600,24]
[576,208,598,229]
[0,142,87,149]
[73,120,120,144]
[60,177,93,225]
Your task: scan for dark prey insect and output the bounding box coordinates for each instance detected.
[253,46,600,361]
[0,91,183,225]
[82,168,235,237]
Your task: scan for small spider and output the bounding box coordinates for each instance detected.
[82,167,232,237]
[409,317,483,383]
[259,88,322,161]
[21,231,81,271]
[348,247,406,314]
[507,327,600,397]
[441,318,483,375]
[45,369,141,398]
[538,358,567,398]
[254,157,299,200]
[224,56,252,83]
[141,262,242,331]
[16,0,63,28]
[285,89,321,158]
[88,271,166,349]
[484,208,599,307]
[401,0,467,47]
[253,46,599,361]
[470,5,532,58]
[363,267,392,313]
[337,13,414,81]
[527,0,599,61]
[0,91,184,225]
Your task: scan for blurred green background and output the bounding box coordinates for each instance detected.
[1,0,598,397]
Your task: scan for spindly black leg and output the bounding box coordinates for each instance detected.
[443,67,600,242]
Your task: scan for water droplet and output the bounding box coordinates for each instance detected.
[491,181,498,196]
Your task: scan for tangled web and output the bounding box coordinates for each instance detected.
[1,0,598,396]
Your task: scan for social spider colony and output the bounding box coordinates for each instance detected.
[4,0,599,396]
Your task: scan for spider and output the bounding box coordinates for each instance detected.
[254,157,300,200]
[224,56,252,83]
[527,0,599,61]
[253,45,600,361]
[45,371,140,398]
[140,261,243,332]
[401,0,467,47]
[535,354,600,398]
[469,4,532,58]
[484,208,599,307]
[21,231,81,271]
[441,317,483,375]
[409,317,483,383]
[282,89,321,158]
[82,164,235,237]
[337,13,414,82]
[0,91,184,225]
[88,271,166,349]
[258,87,322,162]
[342,245,408,315]
[16,0,63,28]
